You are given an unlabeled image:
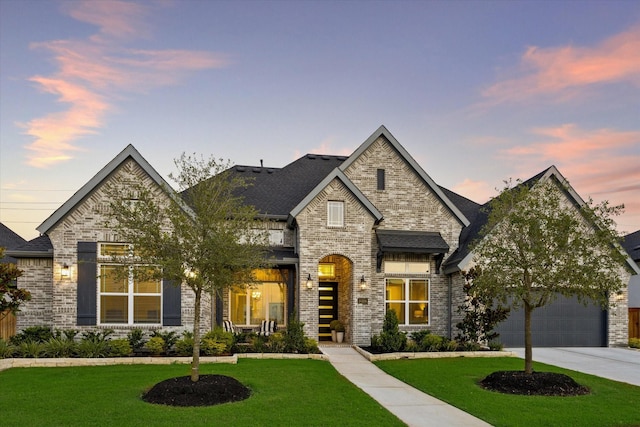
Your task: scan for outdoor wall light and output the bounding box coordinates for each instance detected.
[61,264,70,279]
[360,275,367,290]
[306,274,313,290]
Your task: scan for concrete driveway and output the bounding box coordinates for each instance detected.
[509,347,640,386]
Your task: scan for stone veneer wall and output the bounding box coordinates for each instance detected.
[15,258,53,329]
[296,136,465,346]
[18,159,210,337]
[609,271,630,346]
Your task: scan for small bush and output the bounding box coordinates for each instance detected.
[329,320,340,330]
[421,334,445,351]
[200,338,228,356]
[372,310,407,353]
[0,338,15,358]
[10,326,53,345]
[109,338,132,357]
[145,336,165,355]
[175,336,194,356]
[488,341,504,351]
[81,329,114,343]
[127,328,146,352]
[250,334,268,352]
[304,338,320,354]
[284,316,308,353]
[267,332,286,353]
[151,330,178,354]
[44,337,77,358]
[409,329,431,343]
[629,338,640,349]
[53,329,78,341]
[16,341,45,358]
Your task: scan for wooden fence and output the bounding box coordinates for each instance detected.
[0,310,16,341]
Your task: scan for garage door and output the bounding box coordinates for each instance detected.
[495,294,607,347]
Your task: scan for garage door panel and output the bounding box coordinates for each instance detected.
[495,294,606,347]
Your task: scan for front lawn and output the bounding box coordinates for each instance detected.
[376,357,640,427]
[0,359,404,427]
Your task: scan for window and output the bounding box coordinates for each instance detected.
[377,169,385,190]
[98,243,161,325]
[384,261,429,325]
[385,278,429,325]
[230,269,286,326]
[327,201,344,227]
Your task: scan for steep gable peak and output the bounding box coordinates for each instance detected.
[37,144,174,235]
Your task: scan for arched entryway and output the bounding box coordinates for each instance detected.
[317,254,353,342]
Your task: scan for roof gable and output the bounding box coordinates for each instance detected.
[445,166,640,275]
[37,145,174,235]
[340,125,470,227]
[288,168,383,226]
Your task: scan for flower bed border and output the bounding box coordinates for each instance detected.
[354,346,517,362]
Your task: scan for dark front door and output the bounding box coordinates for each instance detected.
[318,282,338,341]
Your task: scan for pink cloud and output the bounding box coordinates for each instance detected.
[23,1,229,168]
[501,123,640,231]
[482,25,640,104]
[451,178,495,204]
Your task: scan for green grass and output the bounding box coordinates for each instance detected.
[0,359,404,427]
[376,357,640,427]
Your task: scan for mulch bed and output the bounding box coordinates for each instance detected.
[480,371,590,396]
[142,374,251,407]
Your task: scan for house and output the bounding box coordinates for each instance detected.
[623,230,640,339]
[7,126,638,347]
[1,222,27,339]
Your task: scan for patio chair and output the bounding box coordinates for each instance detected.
[223,320,239,335]
[257,320,277,336]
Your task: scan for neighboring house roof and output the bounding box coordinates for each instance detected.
[341,125,470,228]
[0,222,27,263]
[6,234,53,258]
[37,144,175,235]
[623,230,640,263]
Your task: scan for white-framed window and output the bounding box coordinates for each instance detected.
[385,278,429,325]
[97,243,162,325]
[327,201,344,227]
[384,261,429,325]
[230,269,286,326]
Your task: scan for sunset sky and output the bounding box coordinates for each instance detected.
[1,0,639,240]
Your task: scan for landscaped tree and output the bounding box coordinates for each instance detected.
[106,154,269,382]
[471,177,628,374]
[0,247,30,321]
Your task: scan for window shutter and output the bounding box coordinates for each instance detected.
[77,242,97,325]
[162,279,181,326]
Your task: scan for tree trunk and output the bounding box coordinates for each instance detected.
[524,300,533,374]
[191,287,202,382]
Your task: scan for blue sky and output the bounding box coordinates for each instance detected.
[1,0,639,240]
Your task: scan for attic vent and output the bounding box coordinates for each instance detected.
[337,156,347,161]
[307,154,317,159]
[266,168,274,174]
[236,166,246,172]
[252,167,261,173]
[321,155,330,160]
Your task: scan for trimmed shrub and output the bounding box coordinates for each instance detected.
[175,331,194,356]
[200,338,228,356]
[145,336,165,355]
[421,334,445,352]
[630,338,640,349]
[10,326,53,345]
[109,338,132,357]
[0,338,14,358]
[304,338,320,354]
[16,341,45,358]
[151,330,178,354]
[372,309,407,353]
[284,316,308,353]
[127,328,146,353]
[267,332,286,353]
[44,337,77,358]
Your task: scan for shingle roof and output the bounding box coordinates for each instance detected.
[623,230,640,263]
[224,154,348,218]
[6,235,53,258]
[376,230,449,253]
[0,222,27,263]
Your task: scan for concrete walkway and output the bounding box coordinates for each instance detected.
[509,347,640,386]
[320,346,490,427]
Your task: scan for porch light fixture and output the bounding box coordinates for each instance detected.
[360,275,367,291]
[306,274,313,290]
[61,264,70,279]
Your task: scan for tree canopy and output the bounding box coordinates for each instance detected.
[471,176,628,373]
[106,154,269,381]
[0,248,30,321]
